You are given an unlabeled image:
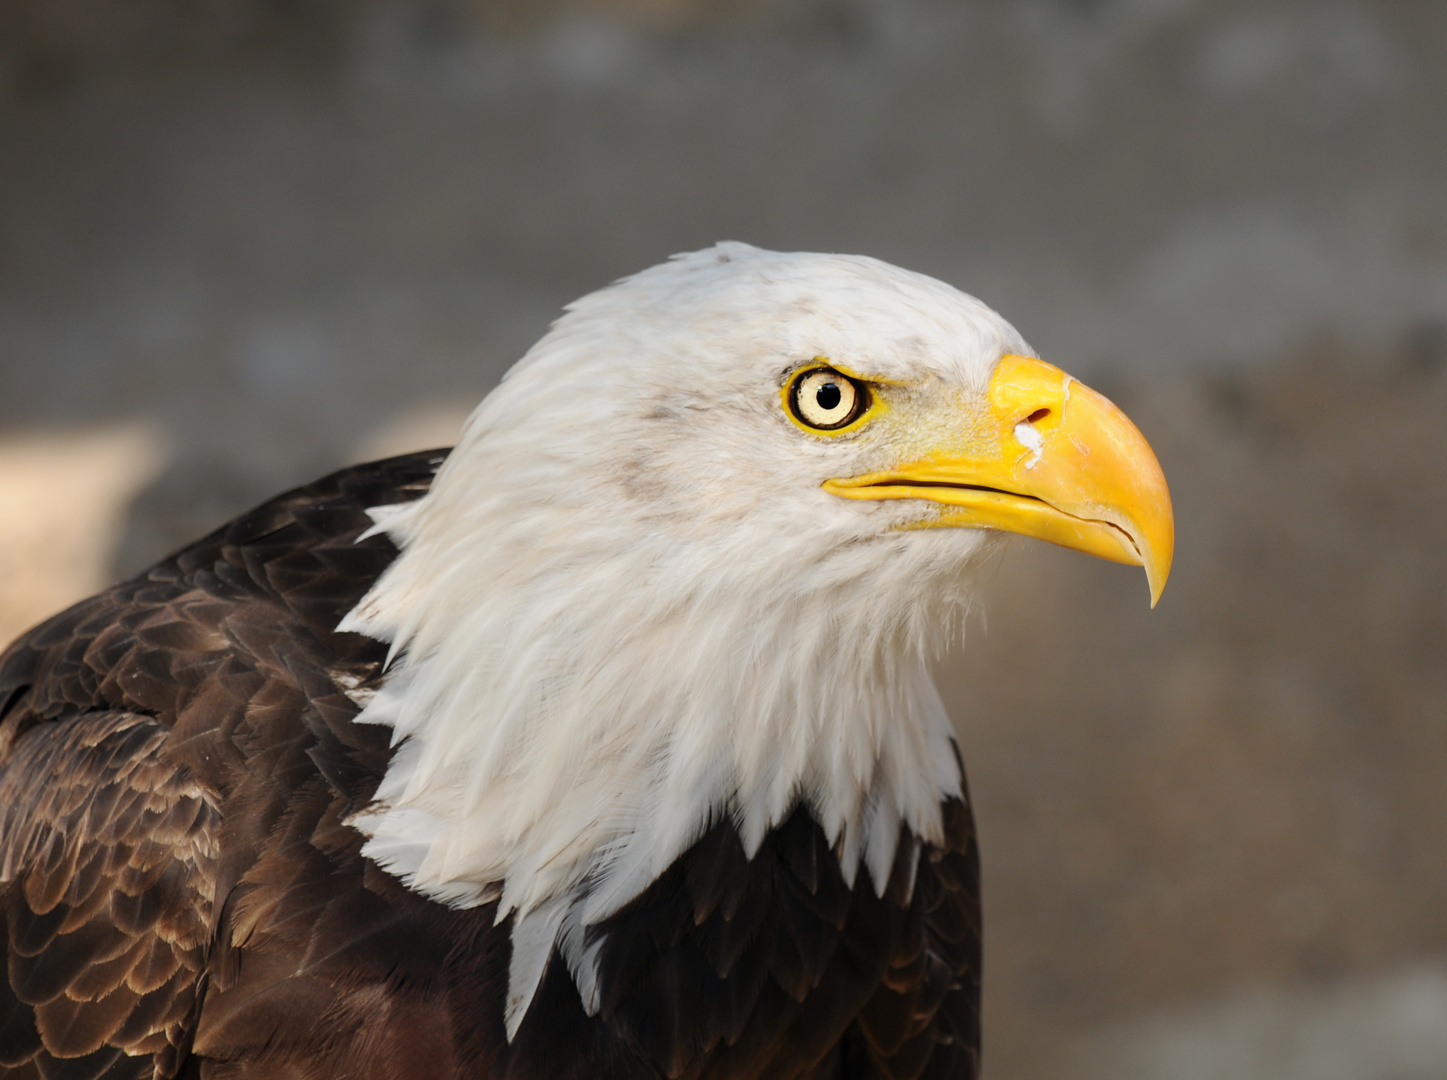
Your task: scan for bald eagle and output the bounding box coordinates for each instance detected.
[0,244,1171,1080]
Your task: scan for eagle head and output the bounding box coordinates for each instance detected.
[339,242,1173,1032]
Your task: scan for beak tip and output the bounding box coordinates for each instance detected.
[1140,508,1174,610]
[1145,557,1171,609]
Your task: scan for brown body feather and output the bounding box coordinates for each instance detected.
[0,452,980,1080]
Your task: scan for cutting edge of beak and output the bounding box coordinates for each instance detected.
[823,354,1175,607]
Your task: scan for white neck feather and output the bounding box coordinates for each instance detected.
[342,478,965,922]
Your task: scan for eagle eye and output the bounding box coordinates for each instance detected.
[788,367,870,431]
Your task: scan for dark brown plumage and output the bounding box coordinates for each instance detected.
[0,452,980,1080]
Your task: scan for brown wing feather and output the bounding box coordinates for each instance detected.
[853,796,981,1080]
[0,711,217,1079]
[510,795,980,1080]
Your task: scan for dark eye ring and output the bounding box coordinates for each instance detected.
[788,367,871,431]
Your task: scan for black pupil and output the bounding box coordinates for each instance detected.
[816,382,842,411]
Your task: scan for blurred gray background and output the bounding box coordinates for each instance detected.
[2,2,1445,1077]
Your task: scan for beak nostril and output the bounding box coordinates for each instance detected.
[1025,408,1051,424]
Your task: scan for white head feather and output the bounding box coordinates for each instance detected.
[338,242,1032,1032]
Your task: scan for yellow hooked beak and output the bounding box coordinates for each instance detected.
[824,354,1175,606]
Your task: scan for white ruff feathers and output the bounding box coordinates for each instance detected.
[338,243,1032,1036]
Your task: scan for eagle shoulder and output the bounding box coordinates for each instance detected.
[0,451,444,1080]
